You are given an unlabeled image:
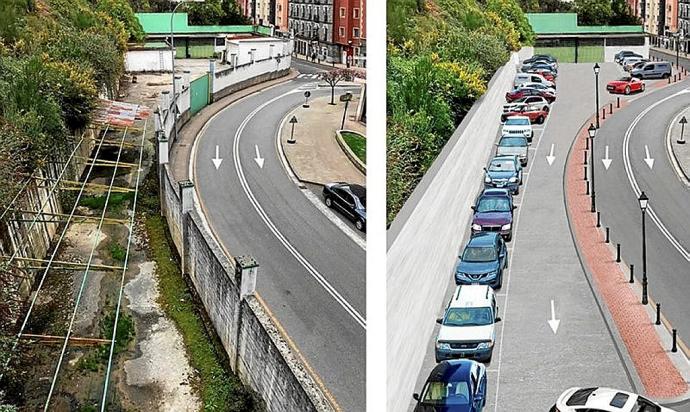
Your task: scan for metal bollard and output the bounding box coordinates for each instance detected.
[597,211,601,228]
[584,150,588,164]
[609,103,613,114]
[584,165,588,180]
[616,243,621,262]
[674,74,678,82]
[629,264,634,283]
[605,227,610,243]
[617,97,620,108]
[602,108,606,120]
[656,303,661,325]
[672,329,678,352]
[669,76,672,84]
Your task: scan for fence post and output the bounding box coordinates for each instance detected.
[234,255,259,371]
[179,180,194,274]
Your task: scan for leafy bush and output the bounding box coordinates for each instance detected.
[95,0,146,43]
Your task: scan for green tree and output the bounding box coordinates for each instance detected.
[96,0,146,43]
[611,0,640,25]
[575,0,613,25]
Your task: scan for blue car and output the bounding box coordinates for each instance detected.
[483,155,523,195]
[413,359,487,411]
[455,232,508,289]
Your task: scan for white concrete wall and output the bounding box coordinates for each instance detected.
[225,38,292,66]
[604,38,650,62]
[125,49,173,72]
[214,54,291,94]
[386,52,522,412]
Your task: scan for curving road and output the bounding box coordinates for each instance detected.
[594,77,690,371]
[192,76,365,411]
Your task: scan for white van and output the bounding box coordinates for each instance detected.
[435,285,500,363]
[513,72,555,90]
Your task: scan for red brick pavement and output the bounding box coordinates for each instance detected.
[564,75,688,398]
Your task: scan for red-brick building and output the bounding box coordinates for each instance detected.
[333,0,366,66]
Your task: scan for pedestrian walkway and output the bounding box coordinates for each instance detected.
[296,73,323,80]
[294,53,366,72]
[281,92,366,186]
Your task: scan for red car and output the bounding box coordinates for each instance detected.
[606,77,645,95]
[500,106,549,124]
[524,68,556,82]
[506,88,556,103]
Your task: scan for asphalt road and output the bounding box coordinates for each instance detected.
[593,75,690,388]
[407,63,646,411]
[193,74,365,411]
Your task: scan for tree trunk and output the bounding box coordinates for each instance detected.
[330,85,336,105]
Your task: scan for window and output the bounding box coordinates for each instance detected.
[340,7,345,18]
[339,26,345,37]
[353,8,360,18]
[353,27,360,38]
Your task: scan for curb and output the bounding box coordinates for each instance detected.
[564,79,690,403]
[666,107,690,187]
[335,130,366,174]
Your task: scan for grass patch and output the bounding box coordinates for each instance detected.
[109,242,126,262]
[79,192,133,212]
[341,131,366,164]
[78,310,134,372]
[534,45,604,63]
[138,173,261,411]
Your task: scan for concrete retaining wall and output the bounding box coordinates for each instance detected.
[213,56,292,101]
[386,51,524,412]
[125,48,173,73]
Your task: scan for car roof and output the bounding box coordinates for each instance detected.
[449,285,494,308]
[467,232,500,247]
[504,115,530,121]
[332,183,366,198]
[481,188,511,197]
[426,360,475,383]
[565,387,637,410]
[492,155,518,163]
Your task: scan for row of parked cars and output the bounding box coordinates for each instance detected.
[412,54,559,412]
[606,50,673,96]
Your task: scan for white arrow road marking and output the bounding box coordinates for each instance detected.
[212,145,223,170]
[548,299,560,334]
[254,145,265,168]
[602,145,612,170]
[546,143,556,165]
[644,145,655,169]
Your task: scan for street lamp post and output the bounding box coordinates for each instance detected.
[593,63,600,129]
[588,123,597,212]
[639,191,649,305]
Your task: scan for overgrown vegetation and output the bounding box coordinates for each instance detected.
[518,0,640,25]
[138,173,262,411]
[78,309,135,372]
[387,0,534,222]
[132,0,249,25]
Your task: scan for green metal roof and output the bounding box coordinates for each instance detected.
[526,13,644,35]
[136,12,258,35]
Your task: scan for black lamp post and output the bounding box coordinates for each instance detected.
[594,63,601,129]
[588,123,597,212]
[639,191,649,305]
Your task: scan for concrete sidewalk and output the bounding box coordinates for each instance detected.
[281,92,366,186]
[169,70,299,182]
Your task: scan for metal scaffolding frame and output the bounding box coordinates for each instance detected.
[0,100,150,410]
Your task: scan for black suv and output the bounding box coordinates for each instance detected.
[323,182,366,232]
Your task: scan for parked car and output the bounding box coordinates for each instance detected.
[454,232,508,288]
[513,72,555,90]
[501,116,534,142]
[434,285,500,363]
[524,54,558,67]
[629,59,650,72]
[606,76,645,94]
[631,61,672,79]
[622,56,645,71]
[471,188,516,241]
[413,360,487,412]
[523,67,556,82]
[503,96,550,114]
[550,387,676,412]
[322,182,366,231]
[484,155,523,194]
[496,135,529,167]
[501,106,548,124]
[505,87,556,104]
[522,60,558,73]
[519,81,556,95]
[615,50,643,64]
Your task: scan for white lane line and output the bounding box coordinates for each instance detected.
[275,107,366,250]
[622,88,690,262]
[493,102,552,411]
[233,90,367,329]
[665,108,690,187]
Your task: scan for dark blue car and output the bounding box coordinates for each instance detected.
[413,359,487,412]
[483,155,522,195]
[455,232,508,289]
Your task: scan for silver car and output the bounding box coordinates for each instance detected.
[496,135,529,166]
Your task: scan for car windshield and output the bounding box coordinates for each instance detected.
[499,137,527,147]
[618,77,632,81]
[505,118,530,126]
[355,195,366,208]
[444,307,494,327]
[488,160,516,172]
[477,197,511,213]
[462,246,497,262]
[421,381,471,405]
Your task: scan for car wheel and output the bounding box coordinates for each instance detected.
[506,232,512,242]
[355,219,365,232]
[641,83,646,92]
[543,105,550,112]
[483,352,493,363]
[325,197,333,207]
[625,86,631,95]
[537,115,545,124]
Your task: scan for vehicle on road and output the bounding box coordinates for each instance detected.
[484,155,523,195]
[621,56,644,71]
[550,387,675,412]
[513,72,555,90]
[413,359,487,412]
[322,182,366,231]
[615,50,643,64]
[505,87,556,104]
[606,76,645,95]
[454,232,508,289]
[496,135,529,167]
[501,116,534,142]
[434,285,500,363]
[631,61,672,79]
[503,96,550,114]
[501,106,548,124]
[471,188,515,240]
